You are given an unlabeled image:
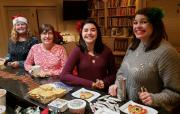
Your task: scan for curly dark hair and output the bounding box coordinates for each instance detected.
[130,7,168,51]
[78,19,104,54]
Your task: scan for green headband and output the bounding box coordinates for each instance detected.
[148,8,164,22]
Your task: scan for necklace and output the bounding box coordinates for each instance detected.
[88,54,97,64]
[92,59,95,63]
[90,55,96,64]
[88,51,96,64]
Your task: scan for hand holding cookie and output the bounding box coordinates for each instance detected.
[9,61,19,68]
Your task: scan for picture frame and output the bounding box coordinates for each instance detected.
[111,27,124,36]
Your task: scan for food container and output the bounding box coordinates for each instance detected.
[67,99,86,114]
[48,98,68,112]
[30,65,41,77]
[0,58,5,69]
[0,89,6,106]
[0,105,6,114]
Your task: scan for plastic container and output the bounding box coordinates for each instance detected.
[0,89,6,106]
[0,105,6,114]
[67,99,86,114]
[0,58,5,69]
[48,98,68,112]
[30,65,41,77]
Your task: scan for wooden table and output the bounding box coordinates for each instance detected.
[176,47,180,53]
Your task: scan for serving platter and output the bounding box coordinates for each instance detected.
[119,100,158,114]
[28,82,73,104]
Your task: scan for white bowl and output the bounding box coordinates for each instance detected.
[67,99,86,114]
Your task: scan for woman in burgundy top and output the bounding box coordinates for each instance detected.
[60,19,116,91]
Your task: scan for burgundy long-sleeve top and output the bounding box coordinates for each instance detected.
[60,45,116,89]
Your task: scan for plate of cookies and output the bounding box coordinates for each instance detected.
[71,88,100,102]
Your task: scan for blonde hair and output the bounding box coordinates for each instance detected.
[10,25,32,43]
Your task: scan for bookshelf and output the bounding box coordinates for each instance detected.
[88,0,105,35]
[88,0,136,36]
[107,0,136,36]
[88,0,137,68]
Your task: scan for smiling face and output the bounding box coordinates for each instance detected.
[15,22,27,34]
[133,14,153,43]
[82,23,97,46]
[41,30,54,45]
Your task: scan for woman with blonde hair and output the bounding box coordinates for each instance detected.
[5,15,38,68]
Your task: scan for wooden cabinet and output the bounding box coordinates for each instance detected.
[113,36,131,69]
[5,6,59,36]
[103,36,131,69]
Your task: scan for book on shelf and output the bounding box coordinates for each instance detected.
[111,27,124,36]
[111,27,133,37]
[108,18,133,27]
[100,27,105,36]
[98,18,105,27]
[88,0,95,9]
[97,9,105,17]
[108,7,135,17]
[108,0,121,7]
[128,0,136,6]
[97,0,104,9]
[108,0,136,7]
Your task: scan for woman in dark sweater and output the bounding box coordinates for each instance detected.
[60,19,116,91]
[5,15,38,68]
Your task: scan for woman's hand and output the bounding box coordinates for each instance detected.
[92,79,104,89]
[30,68,51,77]
[108,84,118,96]
[138,87,153,105]
[9,61,19,68]
[38,70,51,77]
[95,79,104,89]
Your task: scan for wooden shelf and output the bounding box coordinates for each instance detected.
[113,51,126,56]
[111,36,133,39]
